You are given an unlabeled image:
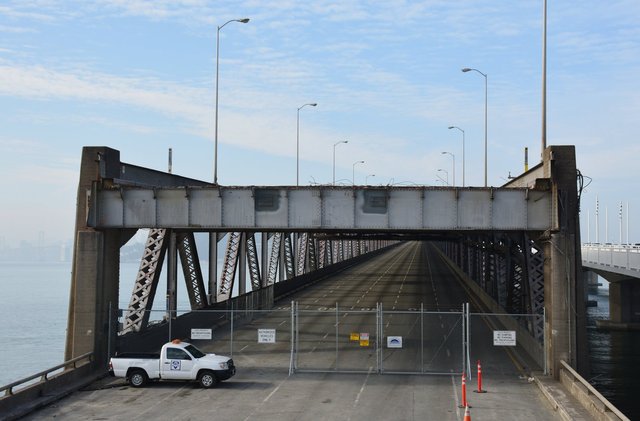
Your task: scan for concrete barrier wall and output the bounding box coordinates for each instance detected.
[0,362,98,421]
[559,361,630,421]
[435,246,545,370]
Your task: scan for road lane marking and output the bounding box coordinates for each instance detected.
[240,345,249,351]
[349,366,373,420]
[262,377,288,403]
[132,384,189,421]
[451,374,461,418]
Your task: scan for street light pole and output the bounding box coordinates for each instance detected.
[441,151,455,187]
[542,0,547,157]
[352,160,365,185]
[214,17,250,185]
[462,67,488,187]
[333,140,348,185]
[296,103,317,186]
[437,169,449,186]
[448,126,465,187]
[366,174,375,185]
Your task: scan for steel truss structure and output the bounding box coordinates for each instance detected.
[440,233,545,341]
[122,229,393,333]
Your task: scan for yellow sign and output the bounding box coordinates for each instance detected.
[359,339,369,347]
[350,333,360,341]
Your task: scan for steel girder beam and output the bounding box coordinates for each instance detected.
[296,233,308,276]
[246,233,262,291]
[267,232,282,285]
[318,239,327,269]
[122,228,168,333]
[525,234,545,341]
[176,232,208,310]
[218,232,242,301]
[450,233,545,341]
[308,237,318,272]
[283,234,295,279]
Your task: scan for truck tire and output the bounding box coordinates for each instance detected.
[198,370,218,388]
[129,369,148,388]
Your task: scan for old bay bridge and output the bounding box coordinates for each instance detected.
[3,145,630,420]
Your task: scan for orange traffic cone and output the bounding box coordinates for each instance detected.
[463,405,471,421]
[474,360,487,393]
[459,373,471,408]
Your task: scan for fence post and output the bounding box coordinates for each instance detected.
[421,302,424,373]
[107,302,112,360]
[461,303,465,376]
[295,301,299,370]
[543,307,548,375]
[230,303,234,357]
[379,302,383,373]
[335,302,339,371]
[466,303,472,380]
[289,300,295,375]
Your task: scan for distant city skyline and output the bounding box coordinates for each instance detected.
[1,1,639,244]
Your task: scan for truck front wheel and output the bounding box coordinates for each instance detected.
[198,370,218,388]
[129,369,148,387]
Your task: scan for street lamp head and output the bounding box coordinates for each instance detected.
[310,103,317,107]
[448,126,455,129]
[441,151,447,155]
[461,68,472,72]
[238,18,250,23]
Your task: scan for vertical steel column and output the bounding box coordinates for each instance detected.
[167,230,178,317]
[261,233,269,287]
[176,232,208,309]
[208,233,219,303]
[245,233,261,291]
[122,228,168,333]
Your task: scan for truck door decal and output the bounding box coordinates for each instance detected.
[170,360,181,370]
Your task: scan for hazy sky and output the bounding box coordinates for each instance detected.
[0,1,638,245]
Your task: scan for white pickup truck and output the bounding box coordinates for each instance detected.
[109,340,235,388]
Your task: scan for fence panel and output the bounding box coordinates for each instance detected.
[295,306,377,373]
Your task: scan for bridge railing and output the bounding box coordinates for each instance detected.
[582,244,640,273]
[0,352,93,397]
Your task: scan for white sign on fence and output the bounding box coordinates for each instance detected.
[493,330,516,346]
[258,329,276,343]
[191,328,212,340]
[387,336,403,348]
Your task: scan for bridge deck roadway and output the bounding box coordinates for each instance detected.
[27,242,591,421]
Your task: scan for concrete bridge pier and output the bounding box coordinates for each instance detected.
[596,276,640,329]
[65,148,133,370]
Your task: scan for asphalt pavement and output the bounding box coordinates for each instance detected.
[25,242,589,421]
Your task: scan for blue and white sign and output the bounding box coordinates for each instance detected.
[387,336,403,348]
[170,360,181,370]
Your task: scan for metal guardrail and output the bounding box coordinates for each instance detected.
[0,352,93,397]
[582,244,640,274]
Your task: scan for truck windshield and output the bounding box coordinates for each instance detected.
[185,344,206,358]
